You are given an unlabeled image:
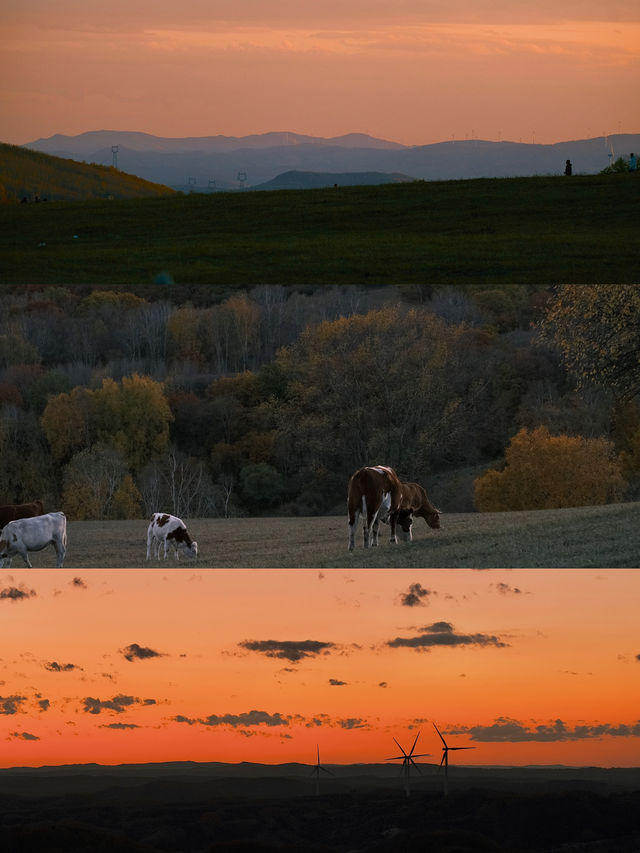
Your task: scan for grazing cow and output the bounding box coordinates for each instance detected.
[347,465,404,550]
[146,513,198,560]
[395,482,441,541]
[0,512,66,568]
[0,500,44,528]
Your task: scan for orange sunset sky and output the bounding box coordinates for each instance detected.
[2,1,639,146]
[2,568,639,769]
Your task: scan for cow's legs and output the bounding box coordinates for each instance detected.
[16,545,32,568]
[348,509,359,551]
[388,512,398,545]
[53,539,65,568]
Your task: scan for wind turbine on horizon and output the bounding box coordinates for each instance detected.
[309,744,334,796]
[433,722,476,796]
[385,731,430,797]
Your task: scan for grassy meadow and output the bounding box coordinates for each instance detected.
[3,173,638,283]
[19,501,640,568]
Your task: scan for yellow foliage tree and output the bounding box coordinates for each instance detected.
[474,426,626,511]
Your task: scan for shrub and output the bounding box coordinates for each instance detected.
[474,426,626,511]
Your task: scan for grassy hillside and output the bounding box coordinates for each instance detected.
[1,172,637,283]
[20,502,640,568]
[0,142,175,202]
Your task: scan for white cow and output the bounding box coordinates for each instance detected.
[146,513,198,560]
[0,512,67,568]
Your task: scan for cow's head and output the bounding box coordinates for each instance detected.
[184,540,198,559]
[425,508,441,529]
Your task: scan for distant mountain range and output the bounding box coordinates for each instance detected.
[24,130,640,190]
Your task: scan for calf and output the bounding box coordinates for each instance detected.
[0,512,66,568]
[0,500,44,528]
[396,482,440,541]
[347,465,403,550]
[146,513,198,560]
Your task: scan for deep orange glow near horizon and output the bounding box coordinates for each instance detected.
[2,568,639,770]
[2,1,639,146]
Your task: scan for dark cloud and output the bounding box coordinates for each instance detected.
[37,699,50,712]
[71,577,87,589]
[329,678,347,686]
[238,639,335,662]
[450,717,640,742]
[399,582,432,607]
[378,681,388,688]
[636,654,640,662]
[174,709,290,728]
[0,585,36,602]
[82,694,155,715]
[100,723,140,730]
[337,718,368,729]
[121,643,165,662]
[1,695,27,715]
[45,661,82,672]
[387,621,508,651]
[9,731,39,741]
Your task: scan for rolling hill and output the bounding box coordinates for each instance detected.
[0,142,176,201]
[23,129,640,189]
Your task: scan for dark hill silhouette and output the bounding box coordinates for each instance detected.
[23,130,640,189]
[253,170,416,190]
[0,142,175,201]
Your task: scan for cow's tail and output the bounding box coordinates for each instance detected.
[361,495,367,518]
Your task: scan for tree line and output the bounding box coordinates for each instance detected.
[1,284,638,519]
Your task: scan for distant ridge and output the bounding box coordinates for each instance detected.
[22,130,640,190]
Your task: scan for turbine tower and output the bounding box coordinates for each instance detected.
[385,731,429,797]
[433,722,476,796]
[310,744,334,796]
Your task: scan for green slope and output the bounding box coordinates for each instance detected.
[0,142,176,201]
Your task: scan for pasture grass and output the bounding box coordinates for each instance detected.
[18,502,640,568]
[3,173,638,283]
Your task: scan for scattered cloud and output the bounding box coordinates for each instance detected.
[9,731,39,741]
[120,643,166,662]
[399,582,433,607]
[0,585,36,602]
[449,717,640,742]
[37,699,50,711]
[83,694,157,715]
[238,639,335,662]
[387,621,509,651]
[100,722,141,730]
[328,678,347,686]
[490,582,525,596]
[174,709,290,727]
[44,661,82,672]
[71,577,87,589]
[378,681,388,688]
[1,694,27,715]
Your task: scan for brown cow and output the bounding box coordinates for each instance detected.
[0,501,44,529]
[347,465,403,550]
[396,482,440,541]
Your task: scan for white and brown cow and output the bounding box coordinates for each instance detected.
[0,511,66,568]
[347,465,404,550]
[395,482,441,541]
[146,513,198,560]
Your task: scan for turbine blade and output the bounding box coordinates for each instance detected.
[449,746,476,751]
[408,731,421,757]
[408,757,422,775]
[433,722,447,748]
[393,737,408,756]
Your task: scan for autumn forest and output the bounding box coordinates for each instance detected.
[1,284,637,520]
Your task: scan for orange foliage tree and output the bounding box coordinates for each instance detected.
[474,426,626,511]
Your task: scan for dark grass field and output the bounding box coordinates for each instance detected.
[3,173,638,283]
[14,501,640,568]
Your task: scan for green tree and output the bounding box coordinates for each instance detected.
[541,285,640,399]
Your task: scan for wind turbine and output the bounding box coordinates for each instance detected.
[385,731,430,797]
[309,744,334,796]
[433,722,476,796]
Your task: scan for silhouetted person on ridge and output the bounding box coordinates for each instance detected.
[564,159,572,176]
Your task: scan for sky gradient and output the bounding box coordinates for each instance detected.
[2,568,639,769]
[3,1,639,146]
